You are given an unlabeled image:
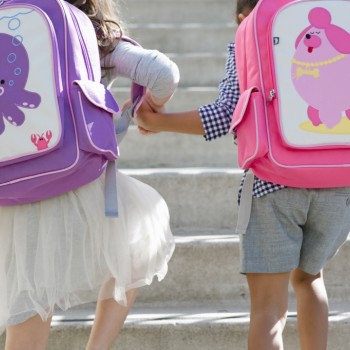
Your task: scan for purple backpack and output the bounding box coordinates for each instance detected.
[0,0,144,213]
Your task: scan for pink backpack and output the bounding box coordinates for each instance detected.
[230,0,350,188]
[0,0,144,213]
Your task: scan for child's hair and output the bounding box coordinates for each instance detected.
[235,0,259,24]
[67,0,123,58]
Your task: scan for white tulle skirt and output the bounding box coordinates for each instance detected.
[0,170,175,333]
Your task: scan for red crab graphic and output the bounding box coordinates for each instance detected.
[31,130,52,151]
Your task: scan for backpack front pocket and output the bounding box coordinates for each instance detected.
[71,80,120,160]
[0,5,63,165]
[229,87,268,169]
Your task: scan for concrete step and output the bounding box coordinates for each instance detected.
[35,304,350,350]
[111,86,223,113]
[138,230,247,306]
[120,168,241,229]
[39,232,350,349]
[136,230,350,305]
[126,23,235,53]
[117,127,237,168]
[121,0,236,24]
[165,86,222,112]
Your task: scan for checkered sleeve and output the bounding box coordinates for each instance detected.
[197,42,286,201]
[238,171,286,204]
[199,43,240,141]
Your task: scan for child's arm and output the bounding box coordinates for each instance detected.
[135,42,239,140]
[135,106,205,135]
[103,41,180,109]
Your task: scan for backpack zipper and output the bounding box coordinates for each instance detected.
[269,89,276,101]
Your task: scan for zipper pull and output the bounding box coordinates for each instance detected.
[268,89,276,101]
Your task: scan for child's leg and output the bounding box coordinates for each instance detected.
[5,314,52,350]
[290,268,328,350]
[86,288,138,350]
[246,272,290,350]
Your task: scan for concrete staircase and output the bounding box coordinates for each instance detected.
[1,0,349,349]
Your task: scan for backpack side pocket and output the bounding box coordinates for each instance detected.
[229,87,268,169]
[71,80,120,160]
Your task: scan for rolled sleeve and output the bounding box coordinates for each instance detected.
[199,43,240,141]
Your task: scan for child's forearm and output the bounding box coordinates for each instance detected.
[136,109,205,135]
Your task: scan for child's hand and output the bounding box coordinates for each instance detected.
[134,100,160,134]
[122,95,160,135]
[137,126,158,135]
[121,99,132,112]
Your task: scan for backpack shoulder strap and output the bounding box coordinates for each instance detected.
[121,35,147,114]
[121,35,147,112]
[105,36,146,217]
[114,36,146,142]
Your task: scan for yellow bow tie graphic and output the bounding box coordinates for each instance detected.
[296,67,319,78]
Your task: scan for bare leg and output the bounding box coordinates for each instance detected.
[86,288,138,350]
[246,272,290,350]
[5,314,52,350]
[290,268,328,350]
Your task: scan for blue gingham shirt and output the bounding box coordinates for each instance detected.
[198,42,285,200]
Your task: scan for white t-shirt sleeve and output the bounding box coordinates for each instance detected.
[102,41,179,99]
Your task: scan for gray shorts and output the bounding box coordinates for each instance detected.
[239,187,350,275]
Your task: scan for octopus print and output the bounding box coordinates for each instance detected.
[0,33,41,135]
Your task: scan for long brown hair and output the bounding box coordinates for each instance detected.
[68,0,123,59]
